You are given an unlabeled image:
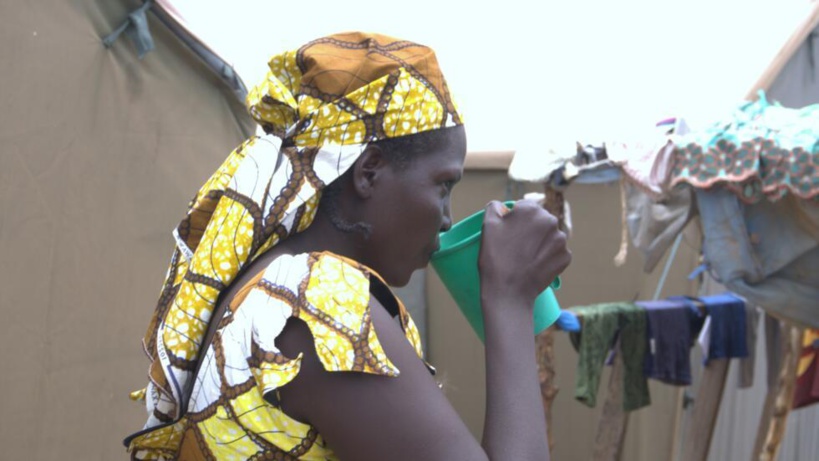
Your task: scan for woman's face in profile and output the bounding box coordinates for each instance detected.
[364,126,467,287]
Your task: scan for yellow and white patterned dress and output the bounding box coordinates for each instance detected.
[127,251,427,460]
[127,32,459,460]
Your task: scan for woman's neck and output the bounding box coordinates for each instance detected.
[253,211,369,269]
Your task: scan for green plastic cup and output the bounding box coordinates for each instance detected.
[430,201,562,342]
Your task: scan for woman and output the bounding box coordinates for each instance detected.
[126,31,571,461]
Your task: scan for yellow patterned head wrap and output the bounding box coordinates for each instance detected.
[134,32,463,428]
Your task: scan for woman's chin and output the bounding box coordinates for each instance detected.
[383,266,419,288]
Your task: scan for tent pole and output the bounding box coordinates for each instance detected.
[751,323,803,461]
[745,1,819,100]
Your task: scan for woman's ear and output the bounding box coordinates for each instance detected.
[352,144,388,199]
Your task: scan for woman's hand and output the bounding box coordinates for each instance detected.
[478,200,571,308]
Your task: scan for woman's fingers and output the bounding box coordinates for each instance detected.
[479,200,571,303]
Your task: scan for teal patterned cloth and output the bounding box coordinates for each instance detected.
[672,91,819,203]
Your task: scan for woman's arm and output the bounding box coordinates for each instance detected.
[275,299,490,461]
[481,295,550,460]
[478,200,570,461]
[276,200,569,461]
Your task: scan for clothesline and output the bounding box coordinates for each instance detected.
[554,292,748,410]
[551,292,818,413]
[554,293,712,333]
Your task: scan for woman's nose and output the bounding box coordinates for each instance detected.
[440,205,453,232]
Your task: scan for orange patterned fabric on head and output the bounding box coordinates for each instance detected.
[247,31,461,144]
[127,32,461,460]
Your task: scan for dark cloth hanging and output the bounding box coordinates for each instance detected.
[700,293,749,362]
[569,303,650,411]
[638,299,704,386]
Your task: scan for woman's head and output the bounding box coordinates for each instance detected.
[319,124,466,286]
[242,31,466,286]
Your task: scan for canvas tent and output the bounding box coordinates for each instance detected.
[0,1,254,459]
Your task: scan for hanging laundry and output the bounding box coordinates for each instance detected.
[555,310,581,332]
[672,91,819,204]
[694,293,749,364]
[568,303,650,411]
[625,182,695,273]
[697,277,759,388]
[696,187,819,328]
[793,329,819,409]
[606,117,690,199]
[638,299,704,386]
[606,118,693,270]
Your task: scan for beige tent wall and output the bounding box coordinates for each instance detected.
[426,164,700,461]
[0,1,254,459]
